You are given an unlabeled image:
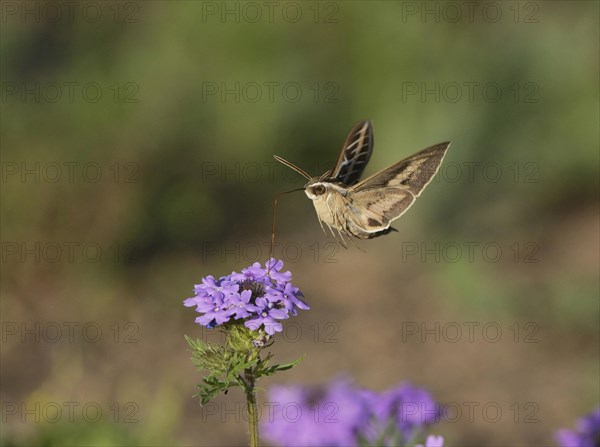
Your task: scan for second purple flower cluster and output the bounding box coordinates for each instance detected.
[184,259,309,335]
[262,378,444,447]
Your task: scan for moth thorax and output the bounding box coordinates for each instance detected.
[305,183,326,199]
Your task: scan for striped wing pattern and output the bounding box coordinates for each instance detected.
[330,120,374,186]
[351,142,450,195]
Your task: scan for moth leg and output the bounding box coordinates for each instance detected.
[327,224,343,247]
[317,217,328,237]
[324,222,335,240]
[326,223,338,242]
[348,234,365,253]
[335,227,349,249]
[339,225,364,252]
[326,223,347,249]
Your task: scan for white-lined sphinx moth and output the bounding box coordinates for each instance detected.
[275,120,450,245]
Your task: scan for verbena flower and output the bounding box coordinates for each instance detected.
[184,259,309,335]
[556,406,600,447]
[415,435,444,447]
[364,382,442,445]
[262,378,444,447]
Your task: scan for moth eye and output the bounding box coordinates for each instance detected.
[313,185,326,195]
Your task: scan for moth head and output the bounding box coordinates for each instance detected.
[304,180,328,199]
[273,155,331,200]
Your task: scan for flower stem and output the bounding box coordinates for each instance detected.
[244,368,260,447]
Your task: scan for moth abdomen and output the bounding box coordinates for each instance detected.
[364,226,397,239]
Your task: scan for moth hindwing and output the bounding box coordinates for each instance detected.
[274,120,450,244]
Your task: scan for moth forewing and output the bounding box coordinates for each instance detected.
[330,120,374,186]
[342,141,451,238]
[350,142,451,197]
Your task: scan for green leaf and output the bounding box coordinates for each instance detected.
[260,355,305,376]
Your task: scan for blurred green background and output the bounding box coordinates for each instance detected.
[1,1,598,446]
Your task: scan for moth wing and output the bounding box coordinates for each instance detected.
[329,120,374,186]
[351,142,450,197]
[345,188,416,238]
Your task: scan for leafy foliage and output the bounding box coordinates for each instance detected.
[185,327,303,406]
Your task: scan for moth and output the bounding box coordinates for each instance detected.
[274,120,450,245]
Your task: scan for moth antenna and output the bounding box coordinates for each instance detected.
[268,187,305,273]
[319,170,333,181]
[274,155,312,180]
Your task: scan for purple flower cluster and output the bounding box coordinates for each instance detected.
[262,378,443,447]
[556,406,600,447]
[184,259,309,335]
